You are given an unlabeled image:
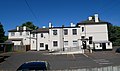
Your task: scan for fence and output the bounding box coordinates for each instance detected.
[13,45,30,52]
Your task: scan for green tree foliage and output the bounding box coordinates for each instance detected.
[21,22,39,30]
[108,23,120,46]
[0,23,5,43]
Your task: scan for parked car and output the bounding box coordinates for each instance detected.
[115,48,120,53]
[17,61,50,71]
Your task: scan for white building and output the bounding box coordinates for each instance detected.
[8,26,32,46]
[8,14,112,52]
[30,14,112,52]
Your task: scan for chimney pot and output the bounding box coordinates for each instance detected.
[94,14,99,22]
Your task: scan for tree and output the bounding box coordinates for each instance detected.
[0,23,5,43]
[108,23,120,46]
[21,22,39,30]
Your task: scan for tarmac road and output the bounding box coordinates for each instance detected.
[0,50,120,71]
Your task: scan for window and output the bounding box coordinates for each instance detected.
[89,37,93,44]
[108,43,110,46]
[72,29,77,35]
[82,27,84,32]
[64,29,68,35]
[11,32,15,36]
[53,30,57,35]
[64,41,68,46]
[33,41,34,43]
[53,41,58,47]
[41,33,43,38]
[81,36,85,39]
[20,32,22,36]
[40,43,44,47]
[73,40,77,46]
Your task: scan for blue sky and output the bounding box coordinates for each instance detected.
[0,0,120,35]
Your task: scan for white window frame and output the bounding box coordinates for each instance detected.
[72,29,77,35]
[73,40,77,46]
[40,43,44,47]
[53,41,58,47]
[64,41,68,46]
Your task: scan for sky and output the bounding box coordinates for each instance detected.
[0,0,120,35]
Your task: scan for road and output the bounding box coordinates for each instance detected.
[0,50,120,71]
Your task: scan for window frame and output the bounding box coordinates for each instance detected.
[40,43,44,47]
[53,41,58,47]
[89,36,93,44]
[64,29,68,35]
[64,41,68,46]
[72,29,77,35]
[73,40,78,46]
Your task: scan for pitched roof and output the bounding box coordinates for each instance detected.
[76,20,108,26]
[76,15,109,26]
[31,28,49,33]
[8,27,32,32]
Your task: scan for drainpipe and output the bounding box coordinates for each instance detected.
[62,25,64,51]
[35,27,38,51]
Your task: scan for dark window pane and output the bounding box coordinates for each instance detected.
[64,29,68,35]
[72,29,77,35]
[89,37,92,44]
[82,27,84,32]
[40,43,44,47]
[53,41,58,47]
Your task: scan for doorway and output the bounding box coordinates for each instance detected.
[82,41,86,49]
[102,43,106,50]
[45,44,48,50]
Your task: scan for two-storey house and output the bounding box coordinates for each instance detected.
[30,14,112,52]
[8,26,32,46]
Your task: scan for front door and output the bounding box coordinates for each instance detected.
[82,41,86,49]
[45,44,48,50]
[102,43,106,50]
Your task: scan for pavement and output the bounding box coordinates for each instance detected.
[0,47,120,71]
